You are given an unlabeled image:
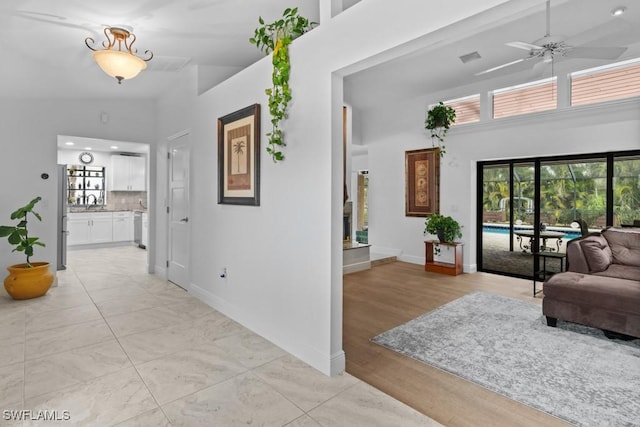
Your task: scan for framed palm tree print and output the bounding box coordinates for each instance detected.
[218,104,261,205]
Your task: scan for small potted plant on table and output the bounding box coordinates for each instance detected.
[424,213,462,243]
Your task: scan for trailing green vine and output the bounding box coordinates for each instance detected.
[250,7,316,162]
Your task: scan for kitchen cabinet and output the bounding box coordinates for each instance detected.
[113,211,133,242]
[67,213,91,246]
[110,155,146,191]
[67,212,113,245]
[68,212,136,246]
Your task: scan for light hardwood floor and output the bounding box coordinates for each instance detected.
[343,261,571,427]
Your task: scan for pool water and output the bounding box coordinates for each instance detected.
[483,225,581,239]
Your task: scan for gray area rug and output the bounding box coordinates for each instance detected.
[371,292,640,427]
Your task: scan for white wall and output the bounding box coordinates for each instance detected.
[154,0,528,375]
[0,99,156,272]
[361,96,640,271]
[0,0,551,376]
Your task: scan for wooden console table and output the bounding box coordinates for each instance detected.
[425,241,463,276]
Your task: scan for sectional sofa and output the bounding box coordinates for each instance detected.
[542,227,640,339]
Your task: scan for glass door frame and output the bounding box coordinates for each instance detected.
[477,149,640,279]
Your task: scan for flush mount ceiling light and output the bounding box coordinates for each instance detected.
[85,26,153,84]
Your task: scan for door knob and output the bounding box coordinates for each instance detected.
[180,217,189,223]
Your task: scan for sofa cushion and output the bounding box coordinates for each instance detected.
[543,272,640,314]
[593,264,640,281]
[579,235,612,272]
[603,228,640,267]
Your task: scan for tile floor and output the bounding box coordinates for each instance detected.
[0,246,441,426]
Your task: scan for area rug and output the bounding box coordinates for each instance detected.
[371,291,640,427]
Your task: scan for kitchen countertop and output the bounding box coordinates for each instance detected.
[68,209,146,213]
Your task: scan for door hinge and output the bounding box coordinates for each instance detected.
[167,206,170,214]
[166,260,169,268]
[167,152,171,159]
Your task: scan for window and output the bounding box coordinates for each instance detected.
[492,77,557,119]
[571,59,640,106]
[444,95,480,125]
[613,156,640,226]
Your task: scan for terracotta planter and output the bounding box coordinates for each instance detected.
[4,262,54,300]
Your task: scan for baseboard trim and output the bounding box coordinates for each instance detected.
[190,282,343,376]
[398,254,423,265]
[330,350,346,376]
[343,260,371,274]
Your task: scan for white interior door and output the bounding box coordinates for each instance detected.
[167,134,190,289]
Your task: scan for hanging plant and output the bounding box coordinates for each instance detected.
[250,7,316,162]
[425,102,456,156]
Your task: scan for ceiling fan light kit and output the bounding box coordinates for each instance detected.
[476,0,628,77]
[85,27,153,84]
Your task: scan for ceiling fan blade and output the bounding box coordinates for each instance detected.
[564,46,627,60]
[530,58,549,78]
[506,41,543,51]
[475,58,527,76]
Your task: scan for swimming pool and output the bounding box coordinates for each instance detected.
[483,224,581,239]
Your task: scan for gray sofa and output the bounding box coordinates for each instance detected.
[542,227,640,338]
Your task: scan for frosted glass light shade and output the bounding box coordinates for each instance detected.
[92,50,147,81]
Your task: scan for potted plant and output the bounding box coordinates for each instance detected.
[425,102,456,156]
[250,7,316,162]
[424,213,462,243]
[0,196,53,299]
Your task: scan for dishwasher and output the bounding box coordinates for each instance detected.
[134,211,143,248]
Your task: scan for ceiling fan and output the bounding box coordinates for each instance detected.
[476,0,628,76]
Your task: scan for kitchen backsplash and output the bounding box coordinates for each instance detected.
[106,191,147,211]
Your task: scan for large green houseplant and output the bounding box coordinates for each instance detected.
[425,102,456,156]
[424,213,462,243]
[250,7,316,162]
[0,196,53,299]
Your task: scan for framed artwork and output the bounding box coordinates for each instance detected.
[218,104,261,206]
[405,147,440,216]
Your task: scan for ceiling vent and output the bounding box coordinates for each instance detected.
[459,51,482,64]
[145,56,191,72]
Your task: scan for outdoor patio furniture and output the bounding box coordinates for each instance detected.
[514,230,565,253]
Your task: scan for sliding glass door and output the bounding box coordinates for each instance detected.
[481,163,537,277]
[613,156,640,226]
[478,150,639,279]
[539,159,607,233]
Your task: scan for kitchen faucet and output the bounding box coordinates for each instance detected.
[86,194,98,209]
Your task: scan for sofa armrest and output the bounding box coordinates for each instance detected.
[567,238,590,273]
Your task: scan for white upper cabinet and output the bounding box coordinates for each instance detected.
[110,155,146,191]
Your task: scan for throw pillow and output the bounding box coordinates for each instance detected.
[602,228,640,267]
[579,236,613,273]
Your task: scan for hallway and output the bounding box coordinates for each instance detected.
[0,246,439,426]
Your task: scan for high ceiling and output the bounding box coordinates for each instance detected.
[1,0,639,111]
[0,0,321,99]
[345,0,640,110]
